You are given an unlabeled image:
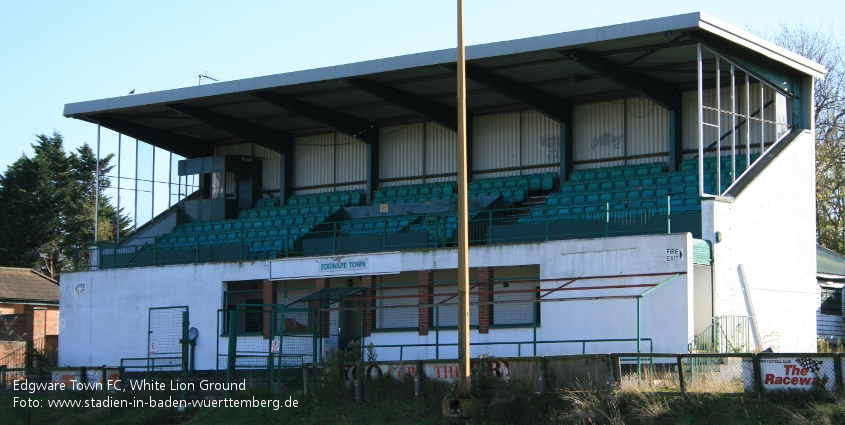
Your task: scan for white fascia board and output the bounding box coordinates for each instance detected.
[697,12,827,79]
[63,13,705,117]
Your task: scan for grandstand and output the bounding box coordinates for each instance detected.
[59,12,823,372]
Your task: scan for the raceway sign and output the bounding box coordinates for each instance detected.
[745,357,835,392]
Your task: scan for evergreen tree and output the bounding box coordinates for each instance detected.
[0,132,131,277]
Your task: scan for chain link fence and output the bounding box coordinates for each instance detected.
[299,352,845,403]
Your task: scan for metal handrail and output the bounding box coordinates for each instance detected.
[357,338,654,362]
[74,196,700,271]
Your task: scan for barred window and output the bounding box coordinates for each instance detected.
[493,280,537,326]
[376,284,419,329]
[433,283,478,327]
[277,284,311,332]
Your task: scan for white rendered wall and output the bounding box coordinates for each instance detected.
[60,261,271,369]
[701,130,817,352]
[60,233,696,367]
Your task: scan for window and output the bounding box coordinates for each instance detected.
[277,284,311,332]
[821,286,843,316]
[433,283,478,328]
[223,289,263,334]
[492,280,538,326]
[376,284,418,330]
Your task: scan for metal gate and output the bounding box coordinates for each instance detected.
[219,304,312,391]
[146,306,189,378]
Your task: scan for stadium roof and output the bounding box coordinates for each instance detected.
[63,12,826,159]
[0,267,59,305]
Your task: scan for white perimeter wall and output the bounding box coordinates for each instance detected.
[701,130,817,352]
[60,233,695,367]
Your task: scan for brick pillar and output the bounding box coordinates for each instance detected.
[314,278,330,338]
[34,308,46,340]
[478,267,494,334]
[24,307,35,340]
[361,276,376,337]
[262,278,276,339]
[418,270,433,336]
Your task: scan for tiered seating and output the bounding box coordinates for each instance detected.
[682,153,761,194]
[519,154,762,226]
[520,162,692,224]
[338,217,416,236]
[569,162,664,181]
[372,182,457,204]
[156,191,361,260]
[468,172,556,207]
[373,172,557,207]
[407,214,458,243]
[288,190,363,207]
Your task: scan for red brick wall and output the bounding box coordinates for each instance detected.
[361,276,376,337]
[418,270,433,336]
[478,267,494,334]
[45,308,59,336]
[314,278,330,337]
[0,313,28,340]
[0,305,60,365]
[0,341,26,366]
[262,279,276,339]
[30,308,45,340]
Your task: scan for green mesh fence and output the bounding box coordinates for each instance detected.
[144,306,188,380]
[215,304,311,393]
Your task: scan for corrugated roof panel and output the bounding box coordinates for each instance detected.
[373,65,454,84]
[466,91,517,110]
[260,115,328,133]
[394,77,456,97]
[588,33,679,54]
[496,60,583,83]
[277,79,349,96]
[348,104,414,122]
[299,89,385,109]
[180,92,257,108]
[541,79,627,99]
[133,116,203,130]
[629,44,701,69]
[470,50,566,70]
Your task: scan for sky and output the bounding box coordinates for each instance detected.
[0,0,842,224]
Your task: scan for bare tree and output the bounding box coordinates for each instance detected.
[764,22,845,254]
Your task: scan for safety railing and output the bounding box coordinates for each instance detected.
[351,338,655,362]
[71,197,702,271]
[688,315,753,354]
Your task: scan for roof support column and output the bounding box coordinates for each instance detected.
[559,109,574,181]
[668,103,683,171]
[366,132,380,205]
[280,144,294,203]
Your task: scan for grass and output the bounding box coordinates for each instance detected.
[2,378,845,424]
